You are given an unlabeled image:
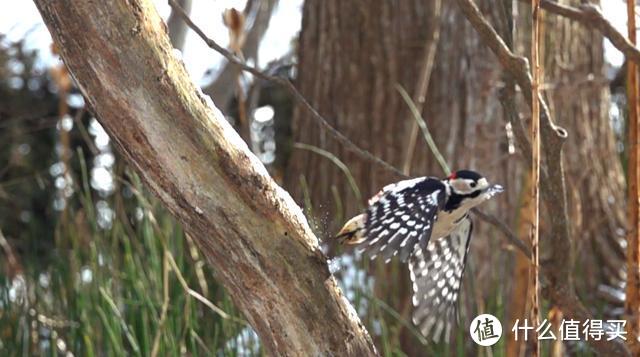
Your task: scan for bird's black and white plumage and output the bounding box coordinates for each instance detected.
[409,217,472,341]
[335,169,502,341]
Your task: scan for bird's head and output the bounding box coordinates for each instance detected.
[444,169,503,210]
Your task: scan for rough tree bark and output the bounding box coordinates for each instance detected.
[32,1,377,355]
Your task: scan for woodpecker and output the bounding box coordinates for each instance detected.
[336,169,503,341]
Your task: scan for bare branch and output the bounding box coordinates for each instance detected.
[518,0,640,65]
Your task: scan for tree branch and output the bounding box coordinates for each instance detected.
[32,0,378,355]
[471,208,531,258]
[518,0,640,65]
[455,0,630,355]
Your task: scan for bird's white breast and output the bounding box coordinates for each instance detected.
[432,209,467,240]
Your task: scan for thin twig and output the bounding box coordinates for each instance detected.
[168,0,404,177]
[471,208,531,258]
[396,85,451,176]
[293,143,363,206]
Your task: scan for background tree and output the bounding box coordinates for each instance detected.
[288,0,629,355]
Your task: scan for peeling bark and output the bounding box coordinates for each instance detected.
[32,0,377,355]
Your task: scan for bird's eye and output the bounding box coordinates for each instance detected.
[470,182,477,188]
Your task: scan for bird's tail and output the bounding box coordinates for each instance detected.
[335,214,366,245]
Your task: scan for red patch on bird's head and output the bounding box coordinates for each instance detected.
[448,172,457,179]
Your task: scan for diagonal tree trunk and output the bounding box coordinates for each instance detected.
[32,0,377,355]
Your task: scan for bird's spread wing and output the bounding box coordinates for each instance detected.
[409,217,473,342]
[357,177,446,263]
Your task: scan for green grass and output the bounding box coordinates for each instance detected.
[0,152,252,356]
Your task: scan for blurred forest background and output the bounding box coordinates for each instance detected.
[0,0,636,356]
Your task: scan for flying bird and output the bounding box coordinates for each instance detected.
[336,169,503,341]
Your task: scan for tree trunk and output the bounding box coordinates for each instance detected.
[537,0,627,304]
[286,0,441,224]
[32,1,377,355]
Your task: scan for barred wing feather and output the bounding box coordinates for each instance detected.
[409,218,473,341]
